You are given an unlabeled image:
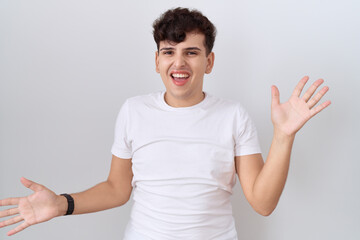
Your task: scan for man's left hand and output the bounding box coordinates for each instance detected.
[271,76,331,137]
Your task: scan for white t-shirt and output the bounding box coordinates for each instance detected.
[111,91,261,240]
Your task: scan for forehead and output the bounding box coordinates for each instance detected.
[159,32,206,50]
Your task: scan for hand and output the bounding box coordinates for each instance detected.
[0,177,65,236]
[271,76,331,137]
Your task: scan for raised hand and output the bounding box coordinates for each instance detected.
[0,177,64,236]
[271,76,331,136]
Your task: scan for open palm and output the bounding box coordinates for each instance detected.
[271,76,331,136]
[0,177,61,236]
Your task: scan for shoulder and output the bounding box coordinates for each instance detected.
[123,91,162,107]
[207,92,247,114]
[118,91,165,116]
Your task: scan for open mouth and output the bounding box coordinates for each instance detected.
[171,73,190,86]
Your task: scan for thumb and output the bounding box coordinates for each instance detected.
[20,177,44,192]
[271,85,280,107]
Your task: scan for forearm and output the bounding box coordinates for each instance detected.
[57,180,130,216]
[252,131,294,215]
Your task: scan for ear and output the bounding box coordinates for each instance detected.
[205,52,215,74]
[155,51,160,73]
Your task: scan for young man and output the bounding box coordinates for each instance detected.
[0,8,330,239]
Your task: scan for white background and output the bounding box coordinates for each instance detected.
[1,0,359,239]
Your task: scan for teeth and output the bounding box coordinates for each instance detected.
[172,73,189,78]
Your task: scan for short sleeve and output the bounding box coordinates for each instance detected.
[111,100,132,159]
[234,104,262,156]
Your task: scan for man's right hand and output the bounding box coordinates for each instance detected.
[0,155,133,236]
[0,177,66,236]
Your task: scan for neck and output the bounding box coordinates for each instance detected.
[164,91,205,108]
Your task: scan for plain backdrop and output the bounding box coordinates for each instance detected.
[1,0,359,239]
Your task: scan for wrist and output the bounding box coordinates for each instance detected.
[273,129,295,143]
[60,194,75,215]
[56,194,69,216]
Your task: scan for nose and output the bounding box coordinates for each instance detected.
[173,53,186,68]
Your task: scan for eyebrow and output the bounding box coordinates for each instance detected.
[159,47,202,52]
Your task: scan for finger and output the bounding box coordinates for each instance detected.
[310,100,331,117]
[0,215,23,228]
[292,76,310,97]
[301,78,324,102]
[7,221,30,236]
[307,86,329,109]
[0,197,20,206]
[271,85,280,107]
[20,177,44,192]
[0,207,20,218]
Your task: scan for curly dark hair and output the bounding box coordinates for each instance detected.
[152,7,217,56]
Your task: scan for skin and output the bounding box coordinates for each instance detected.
[155,32,214,108]
[0,155,133,236]
[0,32,331,236]
[237,78,330,215]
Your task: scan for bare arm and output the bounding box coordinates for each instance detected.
[69,155,133,215]
[235,136,292,216]
[0,155,133,236]
[236,76,331,216]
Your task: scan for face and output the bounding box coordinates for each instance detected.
[155,32,215,107]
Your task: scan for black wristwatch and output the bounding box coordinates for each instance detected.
[60,193,74,215]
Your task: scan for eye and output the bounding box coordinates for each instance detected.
[187,51,198,56]
[163,51,173,55]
